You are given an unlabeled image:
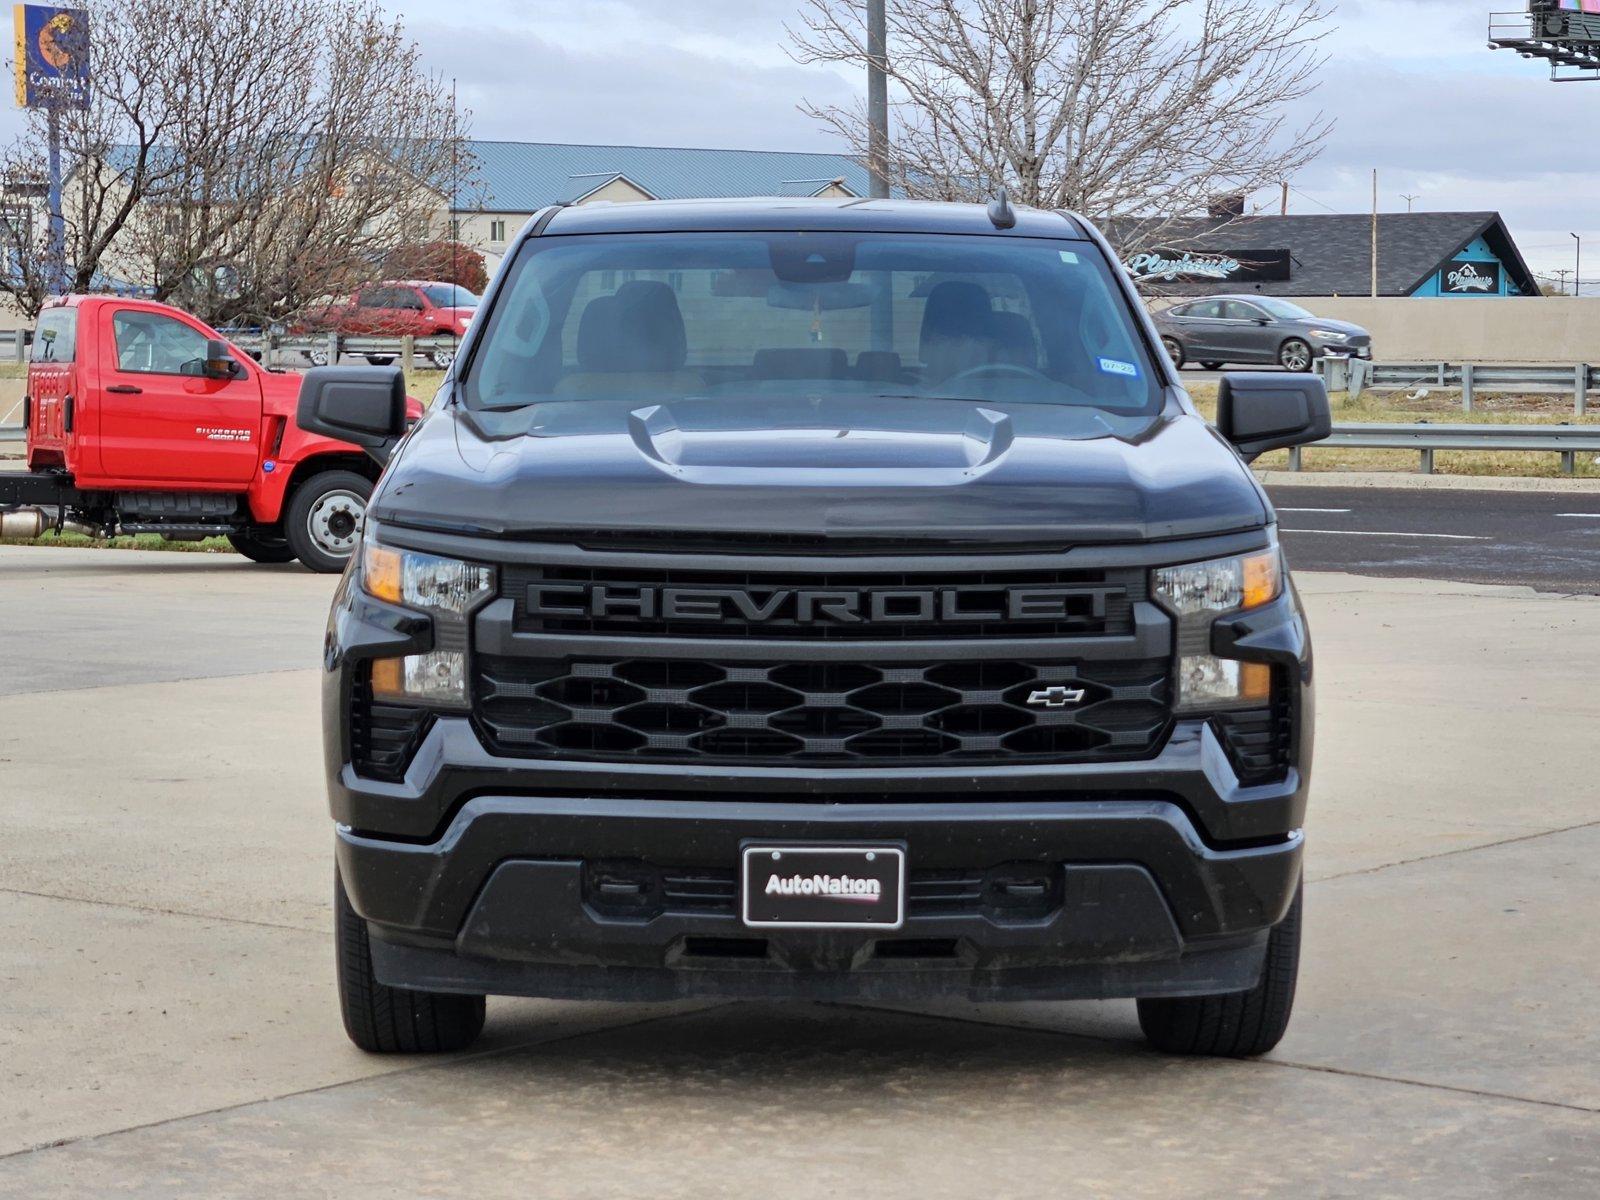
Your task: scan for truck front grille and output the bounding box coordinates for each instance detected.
[473,655,1170,765]
[501,564,1141,641]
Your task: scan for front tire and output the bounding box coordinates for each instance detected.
[227,529,296,564]
[1201,361,1224,371]
[1137,882,1302,1058]
[1160,337,1185,369]
[1279,338,1314,373]
[366,355,396,367]
[284,469,373,573]
[336,872,485,1054]
[429,345,456,371]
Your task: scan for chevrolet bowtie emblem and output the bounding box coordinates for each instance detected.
[1027,686,1086,709]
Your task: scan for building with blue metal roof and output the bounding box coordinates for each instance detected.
[449,141,875,268]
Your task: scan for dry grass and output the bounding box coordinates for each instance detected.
[1187,383,1600,479]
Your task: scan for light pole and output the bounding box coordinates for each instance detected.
[1573,232,1583,298]
[867,0,889,199]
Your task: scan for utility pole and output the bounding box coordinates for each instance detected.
[1280,181,1289,216]
[1573,232,1583,298]
[1370,169,1379,298]
[867,0,890,199]
[1401,193,1420,213]
[1552,268,1573,296]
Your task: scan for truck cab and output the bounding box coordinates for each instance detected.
[2,295,421,570]
[300,198,1332,1058]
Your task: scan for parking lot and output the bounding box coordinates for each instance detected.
[2,536,1598,1197]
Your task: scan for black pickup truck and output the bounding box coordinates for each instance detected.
[301,197,1330,1058]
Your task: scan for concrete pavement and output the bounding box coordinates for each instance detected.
[1,545,1596,1196]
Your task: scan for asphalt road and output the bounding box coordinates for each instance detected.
[1268,485,1600,593]
[3,546,1597,1194]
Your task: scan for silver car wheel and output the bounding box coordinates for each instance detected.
[306,489,366,558]
[1280,340,1313,372]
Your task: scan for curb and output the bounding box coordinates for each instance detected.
[1254,469,1600,493]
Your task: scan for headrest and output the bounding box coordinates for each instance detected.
[919,280,997,353]
[990,312,1037,369]
[576,281,688,373]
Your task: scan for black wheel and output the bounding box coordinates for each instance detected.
[227,529,296,564]
[284,469,373,573]
[1201,361,1224,371]
[1138,882,1302,1057]
[429,345,456,370]
[336,871,485,1054]
[366,355,396,366]
[1160,337,1185,369]
[306,346,331,367]
[1279,339,1313,373]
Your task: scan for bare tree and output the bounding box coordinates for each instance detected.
[790,0,1331,242]
[0,0,470,325]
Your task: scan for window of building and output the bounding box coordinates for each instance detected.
[489,219,507,243]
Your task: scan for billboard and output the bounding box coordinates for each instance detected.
[12,5,89,109]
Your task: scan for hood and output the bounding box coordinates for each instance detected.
[372,395,1267,545]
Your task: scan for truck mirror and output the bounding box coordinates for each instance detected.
[297,365,408,464]
[202,338,242,380]
[1215,372,1332,461]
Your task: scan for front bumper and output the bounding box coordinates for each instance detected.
[339,792,1302,1003]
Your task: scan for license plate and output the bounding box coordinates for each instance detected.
[741,844,906,930]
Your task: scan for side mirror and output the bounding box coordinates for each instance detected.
[202,338,241,380]
[296,365,408,464]
[1215,372,1331,461]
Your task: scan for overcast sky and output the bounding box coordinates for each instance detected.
[389,0,1593,288]
[13,1,1593,288]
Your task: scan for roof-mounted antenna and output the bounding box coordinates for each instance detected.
[987,188,1017,230]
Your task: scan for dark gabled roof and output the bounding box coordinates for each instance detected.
[1105,212,1540,297]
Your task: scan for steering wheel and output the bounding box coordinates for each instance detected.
[940,361,1051,388]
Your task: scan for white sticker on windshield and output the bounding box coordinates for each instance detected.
[1059,250,1080,264]
[1098,357,1139,378]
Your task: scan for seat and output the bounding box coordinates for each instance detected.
[919,281,1001,383]
[853,350,906,383]
[991,312,1039,371]
[751,347,850,380]
[556,281,702,397]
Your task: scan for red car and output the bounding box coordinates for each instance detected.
[303,280,479,370]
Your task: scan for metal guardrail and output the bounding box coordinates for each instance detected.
[1288,422,1600,475]
[1321,359,1595,415]
[227,332,458,368]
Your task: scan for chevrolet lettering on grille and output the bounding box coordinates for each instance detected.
[526,583,1115,626]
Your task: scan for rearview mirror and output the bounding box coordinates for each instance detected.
[202,338,241,380]
[296,366,408,464]
[1215,372,1331,461]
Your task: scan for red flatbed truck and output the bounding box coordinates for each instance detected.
[0,295,422,571]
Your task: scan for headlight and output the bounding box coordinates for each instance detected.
[361,541,493,710]
[1155,549,1281,712]
[1308,328,1347,341]
[1153,549,1281,618]
[362,542,493,614]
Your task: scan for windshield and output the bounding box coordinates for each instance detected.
[421,285,480,308]
[1254,297,1314,320]
[465,233,1162,422]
